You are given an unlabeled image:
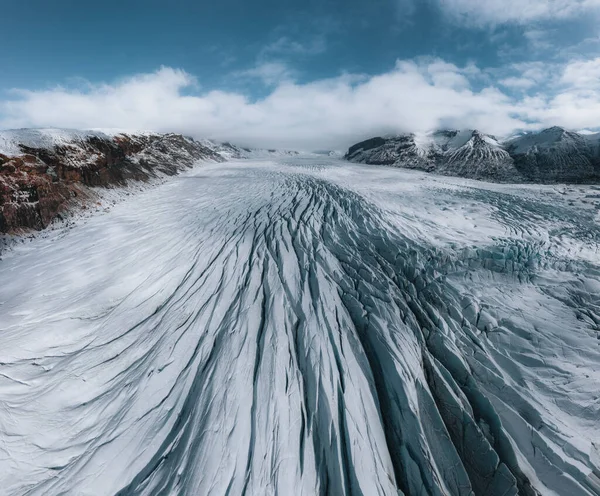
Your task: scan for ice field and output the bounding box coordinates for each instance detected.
[1,157,599,495]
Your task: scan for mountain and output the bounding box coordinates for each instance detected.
[0,129,228,233]
[506,127,600,183]
[346,135,431,169]
[199,140,300,160]
[438,130,517,180]
[312,150,344,157]
[345,127,600,183]
[0,129,305,234]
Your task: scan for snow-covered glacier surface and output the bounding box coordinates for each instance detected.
[1,157,599,496]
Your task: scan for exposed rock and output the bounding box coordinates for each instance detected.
[345,127,600,183]
[506,127,600,183]
[0,130,225,233]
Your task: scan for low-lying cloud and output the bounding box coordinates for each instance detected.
[1,57,599,151]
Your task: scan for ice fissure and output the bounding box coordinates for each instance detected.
[0,159,598,496]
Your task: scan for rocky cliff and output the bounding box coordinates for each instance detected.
[346,127,600,183]
[0,129,225,233]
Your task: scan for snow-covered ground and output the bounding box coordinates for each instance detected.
[0,128,154,157]
[0,157,599,495]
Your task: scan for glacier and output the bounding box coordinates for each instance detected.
[0,157,599,496]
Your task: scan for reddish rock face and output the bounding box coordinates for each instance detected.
[0,133,223,233]
[0,153,72,232]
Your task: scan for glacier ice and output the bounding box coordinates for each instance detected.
[0,158,599,495]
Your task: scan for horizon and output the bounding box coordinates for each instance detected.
[2,3,600,493]
[2,0,600,149]
[1,125,597,154]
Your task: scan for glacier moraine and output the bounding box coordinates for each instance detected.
[0,157,599,496]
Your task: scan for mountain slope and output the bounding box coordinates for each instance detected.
[346,136,431,169]
[436,130,519,181]
[0,129,225,233]
[346,127,600,183]
[506,127,600,182]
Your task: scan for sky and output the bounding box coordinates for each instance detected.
[1,0,600,150]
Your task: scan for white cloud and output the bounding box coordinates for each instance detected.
[523,29,553,50]
[422,60,475,89]
[497,62,551,90]
[561,57,600,88]
[233,62,295,86]
[500,77,537,90]
[234,35,325,87]
[0,58,599,150]
[437,0,600,25]
[513,62,551,82]
[261,36,326,57]
[538,57,600,128]
[511,57,600,130]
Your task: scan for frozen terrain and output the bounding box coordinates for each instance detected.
[346,127,600,183]
[0,157,599,496]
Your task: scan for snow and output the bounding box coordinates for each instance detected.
[433,129,476,150]
[0,128,111,156]
[411,130,480,152]
[87,128,157,137]
[505,126,580,154]
[195,139,301,160]
[0,128,165,159]
[0,157,599,495]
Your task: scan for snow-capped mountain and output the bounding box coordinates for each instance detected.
[346,135,431,168]
[439,130,516,180]
[0,129,226,233]
[0,128,303,234]
[346,130,519,180]
[346,127,600,183]
[506,127,600,182]
[199,139,300,160]
[312,150,344,158]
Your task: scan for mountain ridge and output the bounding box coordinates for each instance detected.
[0,129,299,234]
[345,127,600,183]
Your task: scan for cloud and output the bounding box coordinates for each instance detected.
[0,58,598,150]
[233,62,295,86]
[233,35,326,88]
[540,57,600,128]
[561,57,600,88]
[497,62,551,90]
[510,57,600,130]
[261,36,326,57]
[500,77,537,90]
[523,29,554,51]
[436,0,600,26]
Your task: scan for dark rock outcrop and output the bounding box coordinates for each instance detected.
[345,127,600,183]
[507,127,600,183]
[0,131,224,233]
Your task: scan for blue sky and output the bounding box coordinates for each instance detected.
[2,0,600,149]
